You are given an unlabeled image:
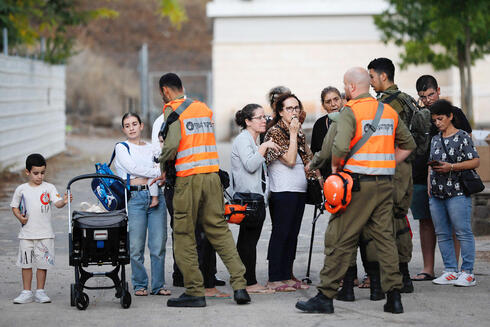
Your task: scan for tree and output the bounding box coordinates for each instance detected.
[374,0,490,124]
[0,0,187,64]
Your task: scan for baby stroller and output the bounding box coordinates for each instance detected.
[67,173,131,310]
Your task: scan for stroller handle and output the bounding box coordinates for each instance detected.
[67,173,125,190]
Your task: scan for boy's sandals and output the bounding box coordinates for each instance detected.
[412,272,435,281]
[152,288,171,296]
[358,275,370,288]
[135,289,148,296]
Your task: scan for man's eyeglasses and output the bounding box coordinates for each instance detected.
[250,115,267,121]
[284,106,301,113]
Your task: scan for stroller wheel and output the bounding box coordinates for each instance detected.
[120,291,131,309]
[70,284,76,306]
[76,292,89,310]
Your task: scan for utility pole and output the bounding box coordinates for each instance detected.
[3,28,8,56]
[138,43,150,133]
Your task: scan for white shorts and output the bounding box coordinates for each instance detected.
[17,239,55,269]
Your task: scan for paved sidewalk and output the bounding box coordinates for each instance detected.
[0,134,489,327]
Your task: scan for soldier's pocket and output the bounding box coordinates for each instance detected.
[172,179,192,235]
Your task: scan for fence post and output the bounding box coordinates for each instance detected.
[3,28,7,56]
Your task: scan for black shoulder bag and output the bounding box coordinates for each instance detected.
[439,133,484,196]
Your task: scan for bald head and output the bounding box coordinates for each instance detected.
[343,67,370,100]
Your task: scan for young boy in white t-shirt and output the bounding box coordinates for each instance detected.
[10,154,72,304]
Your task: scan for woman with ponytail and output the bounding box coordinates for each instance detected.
[231,104,280,294]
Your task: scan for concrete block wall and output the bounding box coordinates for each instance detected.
[0,55,66,171]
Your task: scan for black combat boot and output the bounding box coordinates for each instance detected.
[234,289,251,304]
[167,293,206,307]
[384,289,404,314]
[367,262,385,301]
[336,265,357,302]
[295,292,334,314]
[399,262,414,293]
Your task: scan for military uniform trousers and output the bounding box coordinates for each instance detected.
[361,161,413,264]
[318,177,403,298]
[172,172,247,296]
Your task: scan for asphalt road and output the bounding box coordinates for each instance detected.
[0,134,489,327]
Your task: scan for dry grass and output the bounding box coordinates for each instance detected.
[66,47,140,128]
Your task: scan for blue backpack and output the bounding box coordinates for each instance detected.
[91,142,130,211]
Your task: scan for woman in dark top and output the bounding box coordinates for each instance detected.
[428,100,479,287]
[310,87,342,178]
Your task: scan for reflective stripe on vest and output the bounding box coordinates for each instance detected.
[342,97,398,176]
[176,145,218,160]
[167,99,220,177]
[175,158,220,172]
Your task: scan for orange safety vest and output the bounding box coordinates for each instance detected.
[342,97,398,175]
[164,98,219,177]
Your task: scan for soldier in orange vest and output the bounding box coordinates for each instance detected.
[155,73,249,307]
[295,67,415,314]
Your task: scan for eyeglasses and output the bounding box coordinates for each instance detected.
[419,91,438,102]
[250,115,267,121]
[284,106,301,113]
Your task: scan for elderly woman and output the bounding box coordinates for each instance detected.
[428,100,480,287]
[231,103,280,294]
[264,94,316,292]
[311,86,343,179]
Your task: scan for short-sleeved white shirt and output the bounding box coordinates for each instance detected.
[10,182,61,239]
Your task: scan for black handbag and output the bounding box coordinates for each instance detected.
[231,192,265,227]
[305,178,323,205]
[440,134,484,196]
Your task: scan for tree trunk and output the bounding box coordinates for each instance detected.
[457,46,467,117]
[464,25,474,126]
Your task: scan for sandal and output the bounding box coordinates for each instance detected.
[135,288,148,296]
[266,282,295,292]
[153,288,171,296]
[358,274,370,288]
[411,272,435,281]
[246,284,275,294]
[206,291,231,299]
[289,280,309,290]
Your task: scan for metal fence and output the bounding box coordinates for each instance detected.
[0,54,66,171]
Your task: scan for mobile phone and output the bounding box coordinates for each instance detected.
[428,160,442,167]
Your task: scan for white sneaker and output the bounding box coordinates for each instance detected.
[453,271,476,287]
[433,271,461,285]
[34,289,51,303]
[13,290,33,304]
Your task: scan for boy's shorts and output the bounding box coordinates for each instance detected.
[17,239,55,269]
[410,184,431,220]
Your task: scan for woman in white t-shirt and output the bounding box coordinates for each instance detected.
[114,113,170,296]
[263,94,317,292]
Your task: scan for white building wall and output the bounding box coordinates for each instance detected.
[0,55,66,171]
[208,0,490,140]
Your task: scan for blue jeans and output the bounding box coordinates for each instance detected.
[128,189,167,293]
[429,195,475,273]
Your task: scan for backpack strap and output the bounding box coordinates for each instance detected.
[341,101,385,170]
[109,141,130,167]
[159,98,194,140]
[109,142,131,189]
[380,90,401,105]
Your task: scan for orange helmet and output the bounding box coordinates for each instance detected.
[323,172,353,214]
[224,203,248,224]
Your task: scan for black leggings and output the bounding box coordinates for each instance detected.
[267,192,306,282]
[236,205,266,286]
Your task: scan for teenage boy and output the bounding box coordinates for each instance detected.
[11,154,71,303]
[411,75,472,281]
